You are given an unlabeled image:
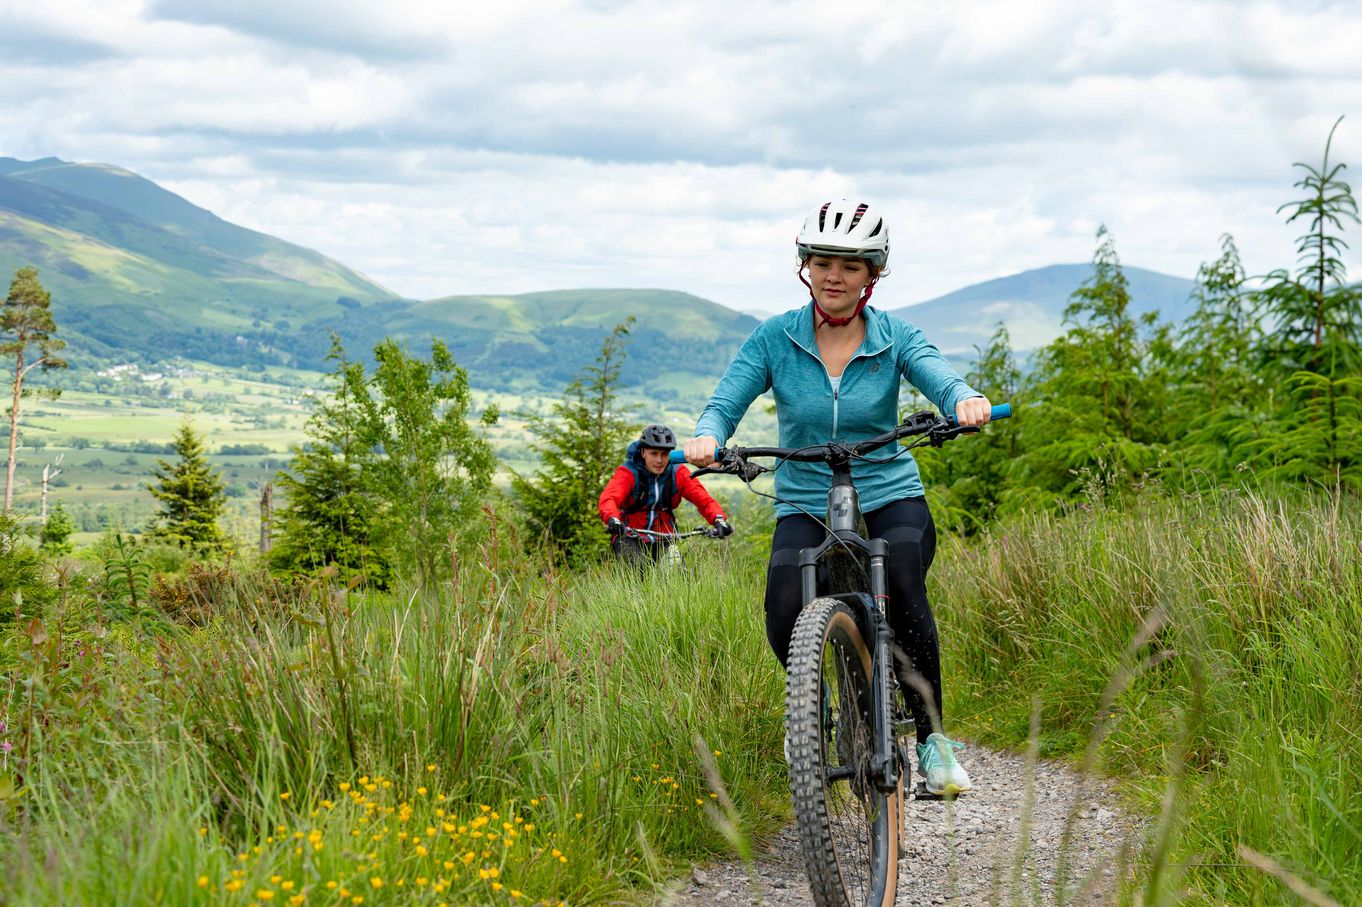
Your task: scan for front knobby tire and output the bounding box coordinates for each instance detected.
[786,597,899,907]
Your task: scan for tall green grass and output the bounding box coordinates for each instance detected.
[932,490,1362,904]
[0,524,785,905]
[4,490,1358,904]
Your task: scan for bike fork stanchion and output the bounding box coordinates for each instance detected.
[868,542,897,791]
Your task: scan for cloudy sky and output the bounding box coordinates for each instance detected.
[1,0,1358,312]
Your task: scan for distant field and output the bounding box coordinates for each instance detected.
[7,358,775,547]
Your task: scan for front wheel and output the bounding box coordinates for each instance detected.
[786,597,898,907]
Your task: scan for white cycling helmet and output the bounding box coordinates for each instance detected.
[796,200,890,272]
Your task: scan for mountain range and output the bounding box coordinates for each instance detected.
[1,156,1198,394]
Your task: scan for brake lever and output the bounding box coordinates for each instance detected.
[928,424,980,447]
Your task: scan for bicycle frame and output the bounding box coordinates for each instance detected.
[799,450,900,793]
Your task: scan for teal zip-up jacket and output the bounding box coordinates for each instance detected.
[694,302,981,519]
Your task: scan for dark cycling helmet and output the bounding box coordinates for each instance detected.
[639,424,676,450]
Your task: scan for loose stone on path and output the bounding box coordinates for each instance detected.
[658,745,1141,906]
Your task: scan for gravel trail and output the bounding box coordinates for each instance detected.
[658,745,1142,906]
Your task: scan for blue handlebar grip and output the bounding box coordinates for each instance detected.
[946,402,1011,426]
[669,448,728,465]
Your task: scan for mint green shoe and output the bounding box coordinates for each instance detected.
[916,732,973,795]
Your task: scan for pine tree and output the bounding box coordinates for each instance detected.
[1248,117,1362,490]
[1256,117,1362,376]
[1165,234,1266,483]
[3,267,67,511]
[146,420,228,550]
[512,319,638,565]
[39,503,76,556]
[270,336,390,586]
[1015,227,1168,500]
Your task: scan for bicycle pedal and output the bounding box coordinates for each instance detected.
[912,782,962,802]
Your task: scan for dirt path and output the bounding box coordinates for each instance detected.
[658,745,1142,906]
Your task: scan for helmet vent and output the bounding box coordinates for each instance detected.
[818,202,830,230]
[849,203,868,230]
[868,220,883,237]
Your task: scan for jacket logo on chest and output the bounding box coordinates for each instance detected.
[868,362,880,373]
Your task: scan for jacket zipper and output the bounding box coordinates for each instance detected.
[649,476,660,530]
[784,325,892,442]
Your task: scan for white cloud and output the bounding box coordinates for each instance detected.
[0,0,1358,313]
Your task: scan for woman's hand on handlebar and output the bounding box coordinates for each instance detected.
[682,436,718,467]
[954,395,993,428]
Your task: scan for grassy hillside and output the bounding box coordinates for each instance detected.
[3,485,1355,903]
[933,490,1362,903]
[0,526,785,906]
[0,162,759,392]
[1,157,389,297]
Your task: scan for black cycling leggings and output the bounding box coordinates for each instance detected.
[764,497,941,745]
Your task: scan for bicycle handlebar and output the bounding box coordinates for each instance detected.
[620,525,723,541]
[669,402,1011,470]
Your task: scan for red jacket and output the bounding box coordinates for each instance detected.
[598,450,726,536]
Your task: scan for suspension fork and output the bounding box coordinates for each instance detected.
[867,539,897,790]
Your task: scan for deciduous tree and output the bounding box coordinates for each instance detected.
[348,338,496,589]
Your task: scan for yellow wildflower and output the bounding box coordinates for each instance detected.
[196,876,209,888]
[225,880,244,893]
[369,877,383,889]
[279,792,290,801]
[256,891,276,901]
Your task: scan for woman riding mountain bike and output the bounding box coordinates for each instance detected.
[682,199,992,797]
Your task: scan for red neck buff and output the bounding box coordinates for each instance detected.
[800,271,878,328]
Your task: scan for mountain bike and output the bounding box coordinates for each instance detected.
[614,524,727,567]
[676,403,1011,907]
